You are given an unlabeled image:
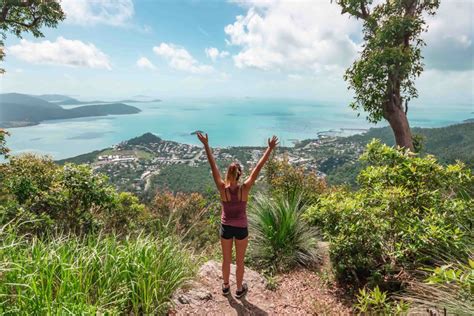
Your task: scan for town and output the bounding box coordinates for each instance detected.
[75,132,364,195]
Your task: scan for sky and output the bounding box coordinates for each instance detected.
[1,0,473,106]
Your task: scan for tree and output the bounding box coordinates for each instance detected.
[0,0,65,73]
[336,0,440,150]
[0,129,9,158]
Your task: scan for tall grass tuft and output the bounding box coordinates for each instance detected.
[0,223,194,314]
[248,193,320,272]
[396,246,474,315]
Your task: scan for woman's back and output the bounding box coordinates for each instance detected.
[221,185,247,228]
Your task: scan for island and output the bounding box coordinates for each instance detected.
[0,93,141,128]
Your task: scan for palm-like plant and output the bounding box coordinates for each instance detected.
[248,192,320,272]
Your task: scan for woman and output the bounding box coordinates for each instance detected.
[197,132,279,298]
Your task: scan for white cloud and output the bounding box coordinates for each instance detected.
[136,57,156,70]
[422,0,473,70]
[205,47,230,62]
[288,74,303,80]
[153,43,213,74]
[227,0,473,73]
[8,37,112,70]
[61,0,134,26]
[225,1,361,71]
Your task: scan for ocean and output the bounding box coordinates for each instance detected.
[5,98,473,160]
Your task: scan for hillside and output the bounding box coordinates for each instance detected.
[0,93,141,128]
[326,122,474,185]
[59,122,474,195]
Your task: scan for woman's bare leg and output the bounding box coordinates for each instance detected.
[220,238,233,286]
[234,237,248,291]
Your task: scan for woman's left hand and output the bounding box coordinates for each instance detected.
[197,132,209,146]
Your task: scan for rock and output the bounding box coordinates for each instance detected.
[177,295,190,304]
[174,288,212,306]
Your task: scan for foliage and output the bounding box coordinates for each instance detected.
[265,154,326,204]
[0,0,65,73]
[151,191,220,249]
[327,122,474,186]
[355,286,409,315]
[399,250,474,315]
[0,129,9,158]
[148,163,216,195]
[248,192,320,272]
[336,0,439,123]
[0,154,147,235]
[0,223,194,314]
[305,140,474,288]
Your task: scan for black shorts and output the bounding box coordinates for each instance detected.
[220,224,248,240]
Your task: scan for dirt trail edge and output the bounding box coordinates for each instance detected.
[170,260,351,315]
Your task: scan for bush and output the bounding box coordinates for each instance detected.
[398,249,474,315]
[0,154,148,235]
[0,223,194,314]
[265,154,326,204]
[248,192,320,272]
[151,191,220,249]
[305,140,473,288]
[355,286,410,314]
[0,129,9,158]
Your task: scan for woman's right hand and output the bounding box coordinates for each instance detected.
[268,135,279,149]
[197,132,209,146]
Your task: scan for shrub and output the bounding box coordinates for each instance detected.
[355,286,410,315]
[0,129,9,159]
[305,140,474,288]
[265,154,326,204]
[249,192,320,272]
[398,249,474,315]
[0,154,148,235]
[0,223,194,314]
[151,191,220,249]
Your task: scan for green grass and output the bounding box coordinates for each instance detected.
[0,227,194,314]
[248,193,320,272]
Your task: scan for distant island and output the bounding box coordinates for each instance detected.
[0,93,142,128]
[35,94,161,105]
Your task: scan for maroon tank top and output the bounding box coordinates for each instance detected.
[221,185,248,228]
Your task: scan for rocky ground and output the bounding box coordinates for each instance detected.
[169,258,351,315]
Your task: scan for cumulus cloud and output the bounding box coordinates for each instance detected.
[205,47,230,62]
[153,43,213,74]
[227,0,473,73]
[136,57,156,70]
[8,37,112,70]
[423,0,473,70]
[61,0,134,26]
[224,1,361,71]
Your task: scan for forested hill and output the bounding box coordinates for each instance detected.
[323,122,474,185]
[338,122,474,167]
[0,93,141,128]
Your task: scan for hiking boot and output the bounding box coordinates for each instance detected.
[222,283,230,296]
[235,283,248,299]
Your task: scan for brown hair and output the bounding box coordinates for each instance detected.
[226,162,242,185]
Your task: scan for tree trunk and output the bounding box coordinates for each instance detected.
[384,101,414,151]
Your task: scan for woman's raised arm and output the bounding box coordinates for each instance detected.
[197,132,225,190]
[244,135,279,188]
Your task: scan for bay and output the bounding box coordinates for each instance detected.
[5,98,472,160]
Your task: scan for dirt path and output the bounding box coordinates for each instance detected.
[170,259,351,315]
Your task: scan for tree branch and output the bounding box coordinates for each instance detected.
[340,0,371,20]
[4,16,40,28]
[1,4,10,22]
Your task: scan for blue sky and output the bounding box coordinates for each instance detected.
[1,0,473,107]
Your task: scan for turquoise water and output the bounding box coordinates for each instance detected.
[6,98,473,160]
